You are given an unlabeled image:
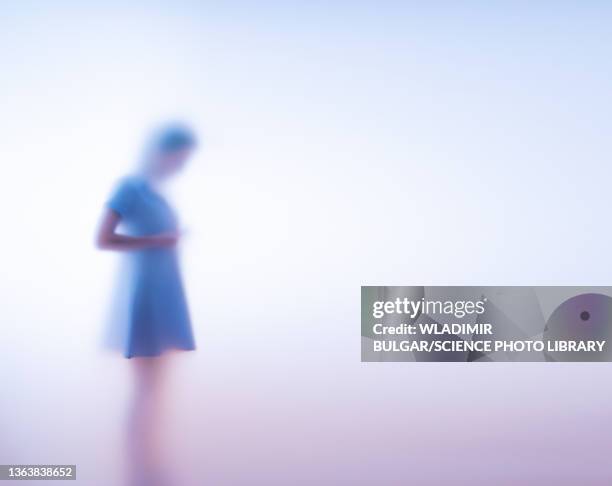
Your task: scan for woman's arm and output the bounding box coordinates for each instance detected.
[96,208,178,251]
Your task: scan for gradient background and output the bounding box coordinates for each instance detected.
[1,1,611,484]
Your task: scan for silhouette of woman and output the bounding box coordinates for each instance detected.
[97,123,198,486]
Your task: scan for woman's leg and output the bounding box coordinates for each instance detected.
[125,356,171,486]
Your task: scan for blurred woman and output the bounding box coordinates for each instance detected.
[97,123,198,486]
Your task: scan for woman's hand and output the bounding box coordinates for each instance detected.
[149,231,181,248]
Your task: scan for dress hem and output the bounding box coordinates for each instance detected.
[124,345,196,359]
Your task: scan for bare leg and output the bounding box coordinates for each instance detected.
[125,356,170,486]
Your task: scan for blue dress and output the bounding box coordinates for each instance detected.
[104,175,196,358]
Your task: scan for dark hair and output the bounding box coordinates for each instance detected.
[156,123,197,153]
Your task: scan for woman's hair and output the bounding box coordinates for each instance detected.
[136,122,197,175]
[155,123,197,153]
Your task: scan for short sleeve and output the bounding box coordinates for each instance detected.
[106,178,138,217]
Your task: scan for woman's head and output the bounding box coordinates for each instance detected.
[142,122,197,179]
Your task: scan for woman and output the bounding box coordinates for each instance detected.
[97,123,197,358]
[97,123,198,486]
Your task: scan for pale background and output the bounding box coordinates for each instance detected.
[0,2,611,484]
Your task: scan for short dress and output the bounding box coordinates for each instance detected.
[104,175,196,358]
